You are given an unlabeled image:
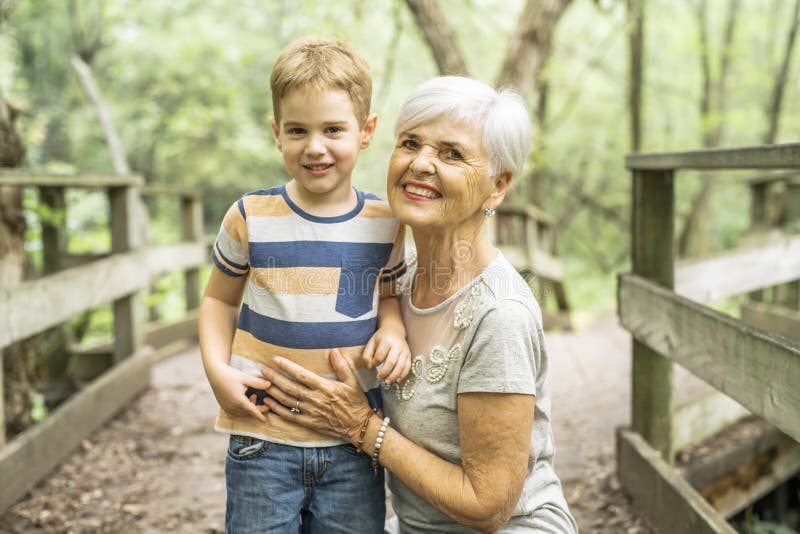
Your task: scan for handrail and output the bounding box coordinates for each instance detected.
[0,170,144,188]
[626,142,800,171]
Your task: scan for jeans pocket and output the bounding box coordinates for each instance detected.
[227,434,268,460]
[340,443,362,457]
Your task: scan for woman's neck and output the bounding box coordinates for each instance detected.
[411,225,497,308]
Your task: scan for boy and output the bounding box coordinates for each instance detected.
[199,37,410,533]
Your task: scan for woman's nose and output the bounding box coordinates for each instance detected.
[409,147,436,175]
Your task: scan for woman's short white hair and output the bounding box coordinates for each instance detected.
[395,76,532,178]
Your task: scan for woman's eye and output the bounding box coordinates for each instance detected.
[444,148,463,160]
[401,139,419,150]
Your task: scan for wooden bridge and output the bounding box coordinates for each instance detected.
[1,143,799,532]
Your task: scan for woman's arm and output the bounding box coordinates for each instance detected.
[262,351,534,533]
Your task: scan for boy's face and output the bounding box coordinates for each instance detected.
[270,87,376,203]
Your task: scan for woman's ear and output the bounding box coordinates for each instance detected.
[489,171,513,206]
[269,116,282,151]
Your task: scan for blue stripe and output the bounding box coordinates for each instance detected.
[249,241,393,268]
[245,186,283,196]
[381,263,407,283]
[281,185,366,223]
[212,251,246,277]
[238,304,377,349]
[237,198,246,220]
[363,192,383,201]
[215,241,248,270]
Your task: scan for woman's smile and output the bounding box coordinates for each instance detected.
[402,182,441,200]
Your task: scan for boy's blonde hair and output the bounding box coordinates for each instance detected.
[270,37,372,126]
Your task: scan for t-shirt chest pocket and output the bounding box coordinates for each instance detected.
[336,257,383,318]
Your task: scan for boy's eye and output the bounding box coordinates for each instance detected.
[401,139,419,150]
[325,126,344,134]
[287,127,306,135]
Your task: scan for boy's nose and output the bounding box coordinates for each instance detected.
[305,134,326,157]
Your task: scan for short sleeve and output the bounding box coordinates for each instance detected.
[379,224,407,296]
[457,300,539,395]
[211,199,250,277]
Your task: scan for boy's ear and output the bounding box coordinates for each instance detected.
[269,116,282,151]
[359,113,378,148]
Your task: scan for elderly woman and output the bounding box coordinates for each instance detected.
[260,76,578,533]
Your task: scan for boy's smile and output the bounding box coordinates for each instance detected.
[271,87,377,214]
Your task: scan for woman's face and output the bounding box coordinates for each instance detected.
[387,116,498,230]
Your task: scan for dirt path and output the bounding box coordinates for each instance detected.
[0,315,659,533]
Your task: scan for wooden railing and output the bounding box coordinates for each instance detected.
[0,171,208,513]
[486,203,570,329]
[617,143,800,533]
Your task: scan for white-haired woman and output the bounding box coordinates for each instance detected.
[260,76,578,533]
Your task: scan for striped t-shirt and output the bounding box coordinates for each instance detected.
[211,184,406,446]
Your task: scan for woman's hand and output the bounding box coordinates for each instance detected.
[260,349,374,443]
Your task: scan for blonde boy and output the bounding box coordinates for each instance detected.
[199,38,409,533]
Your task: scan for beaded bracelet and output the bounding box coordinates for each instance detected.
[371,417,390,475]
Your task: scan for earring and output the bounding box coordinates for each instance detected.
[484,206,496,218]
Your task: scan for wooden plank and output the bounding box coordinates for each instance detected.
[672,390,750,453]
[140,185,202,198]
[740,300,800,341]
[0,346,153,514]
[0,243,208,350]
[675,235,800,302]
[618,273,800,443]
[496,203,554,224]
[745,170,800,187]
[631,169,674,460]
[0,170,142,188]
[0,350,4,446]
[617,428,736,534]
[626,143,800,171]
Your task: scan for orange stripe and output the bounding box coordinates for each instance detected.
[249,267,340,295]
[217,409,336,443]
[231,330,367,375]
[243,194,293,217]
[222,204,249,252]
[360,199,394,219]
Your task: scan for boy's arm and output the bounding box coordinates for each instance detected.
[361,294,410,384]
[199,267,270,421]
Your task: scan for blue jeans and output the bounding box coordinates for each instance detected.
[225,435,386,534]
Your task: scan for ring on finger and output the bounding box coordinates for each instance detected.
[290,398,302,414]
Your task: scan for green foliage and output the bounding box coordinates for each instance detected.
[3,0,798,313]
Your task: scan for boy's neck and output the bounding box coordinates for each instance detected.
[285,179,358,217]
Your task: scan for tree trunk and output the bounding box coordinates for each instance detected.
[678,0,740,257]
[764,0,800,144]
[496,0,574,97]
[627,0,645,152]
[0,96,29,442]
[404,0,468,75]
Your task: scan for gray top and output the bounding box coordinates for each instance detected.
[383,252,577,533]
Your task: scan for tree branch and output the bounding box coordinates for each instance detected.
[404,0,468,75]
[764,0,800,144]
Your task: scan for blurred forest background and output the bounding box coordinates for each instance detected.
[1,0,799,320]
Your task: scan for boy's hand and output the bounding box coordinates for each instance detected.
[361,327,412,384]
[207,363,271,422]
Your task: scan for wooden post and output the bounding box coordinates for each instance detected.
[182,195,203,311]
[0,349,4,445]
[749,181,767,228]
[39,186,72,401]
[631,169,675,462]
[110,186,143,363]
